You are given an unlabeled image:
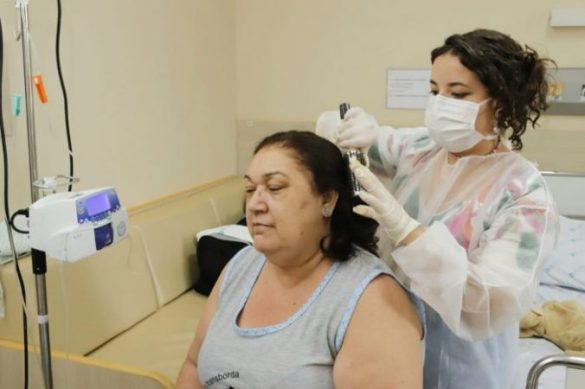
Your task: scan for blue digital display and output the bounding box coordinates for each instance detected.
[85,192,111,217]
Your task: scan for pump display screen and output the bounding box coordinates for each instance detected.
[85,192,111,216]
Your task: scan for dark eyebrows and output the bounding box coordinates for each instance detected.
[430,79,470,88]
[244,172,289,183]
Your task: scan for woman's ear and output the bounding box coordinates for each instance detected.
[322,190,339,211]
[491,100,503,128]
[492,100,502,115]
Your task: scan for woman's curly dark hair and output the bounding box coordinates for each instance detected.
[253,130,378,262]
[431,29,556,150]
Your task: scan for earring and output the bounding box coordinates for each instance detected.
[322,206,333,217]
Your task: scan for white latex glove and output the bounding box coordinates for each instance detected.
[350,160,420,245]
[315,111,342,144]
[337,107,379,153]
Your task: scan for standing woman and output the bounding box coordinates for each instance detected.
[318,29,558,388]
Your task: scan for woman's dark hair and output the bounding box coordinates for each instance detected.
[431,29,556,150]
[253,130,378,262]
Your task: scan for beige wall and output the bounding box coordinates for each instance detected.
[235,0,585,173]
[1,0,236,209]
[3,0,585,212]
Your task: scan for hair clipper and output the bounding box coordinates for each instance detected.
[339,103,366,196]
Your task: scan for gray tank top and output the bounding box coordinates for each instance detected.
[197,246,422,388]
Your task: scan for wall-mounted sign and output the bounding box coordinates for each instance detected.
[386,69,430,109]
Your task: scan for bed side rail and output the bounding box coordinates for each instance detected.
[526,354,585,389]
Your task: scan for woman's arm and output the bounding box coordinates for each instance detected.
[333,275,423,389]
[176,266,229,388]
[368,126,431,179]
[393,182,558,341]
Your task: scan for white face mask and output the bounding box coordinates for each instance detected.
[425,94,497,153]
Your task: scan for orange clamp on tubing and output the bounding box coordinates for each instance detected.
[33,74,48,104]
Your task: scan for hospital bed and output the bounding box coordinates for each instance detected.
[516,171,585,389]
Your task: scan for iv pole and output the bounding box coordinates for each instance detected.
[17,1,53,388]
[17,2,37,194]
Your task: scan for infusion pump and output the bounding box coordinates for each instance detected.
[29,187,128,262]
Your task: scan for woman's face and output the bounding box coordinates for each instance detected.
[244,145,332,262]
[430,53,497,136]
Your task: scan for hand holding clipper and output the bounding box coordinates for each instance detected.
[339,103,367,196]
[350,159,421,245]
[337,106,379,153]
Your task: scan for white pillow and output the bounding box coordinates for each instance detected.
[537,215,585,305]
[196,224,253,244]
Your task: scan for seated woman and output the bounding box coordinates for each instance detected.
[176,131,424,388]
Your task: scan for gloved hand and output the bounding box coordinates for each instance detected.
[337,107,379,153]
[315,111,342,144]
[350,160,421,245]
